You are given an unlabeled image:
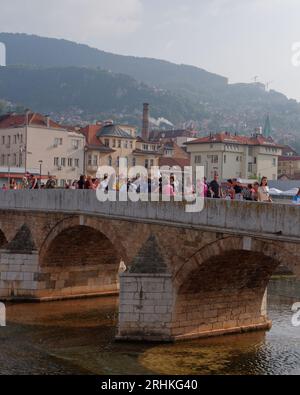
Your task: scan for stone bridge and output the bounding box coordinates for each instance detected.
[0,190,299,342]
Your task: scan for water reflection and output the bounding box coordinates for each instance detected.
[0,277,299,375]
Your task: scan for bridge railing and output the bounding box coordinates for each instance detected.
[0,190,299,239]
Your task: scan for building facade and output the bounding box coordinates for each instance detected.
[186,131,282,181]
[0,112,85,186]
[278,158,300,180]
[149,128,198,148]
[81,121,162,177]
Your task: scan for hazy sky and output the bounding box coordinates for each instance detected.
[1,0,300,99]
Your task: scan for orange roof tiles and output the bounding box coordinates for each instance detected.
[186,132,282,148]
[0,113,62,130]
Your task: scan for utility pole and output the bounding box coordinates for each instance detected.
[39,160,43,188]
[7,154,10,188]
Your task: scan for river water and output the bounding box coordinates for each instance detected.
[0,277,299,375]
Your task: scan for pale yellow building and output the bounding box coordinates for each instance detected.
[186,131,282,181]
[81,121,162,177]
[0,112,85,186]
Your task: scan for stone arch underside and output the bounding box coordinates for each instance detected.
[37,224,122,299]
[170,237,300,340]
[0,229,7,248]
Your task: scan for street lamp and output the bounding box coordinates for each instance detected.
[38,160,43,188]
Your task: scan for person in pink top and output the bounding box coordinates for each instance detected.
[162,176,175,197]
[197,177,208,198]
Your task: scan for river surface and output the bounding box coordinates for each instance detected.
[0,277,300,375]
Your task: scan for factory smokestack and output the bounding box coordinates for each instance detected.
[142,103,149,141]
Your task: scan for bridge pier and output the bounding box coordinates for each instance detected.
[0,249,39,299]
[117,273,175,341]
[118,271,271,342]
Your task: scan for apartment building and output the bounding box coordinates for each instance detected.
[186,131,282,181]
[81,120,162,177]
[0,112,85,186]
[278,145,300,180]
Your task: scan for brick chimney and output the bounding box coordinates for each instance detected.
[142,103,149,141]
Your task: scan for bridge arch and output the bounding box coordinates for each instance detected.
[171,236,300,339]
[0,229,8,248]
[38,216,128,299]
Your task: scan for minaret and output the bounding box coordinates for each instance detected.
[263,115,272,138]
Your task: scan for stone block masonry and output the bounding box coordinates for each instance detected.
[0,250,39,298]
[0,191,298,339]
[117,273,175,341]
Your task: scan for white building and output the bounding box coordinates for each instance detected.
[186,131,282,181]
[0,112,85,186]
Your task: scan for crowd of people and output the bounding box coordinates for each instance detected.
[205,174,274,203]
[1,172,299,204]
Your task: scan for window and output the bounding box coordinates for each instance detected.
[75,159,79,168]
[2,136,5,145]
[150,159,154,167]
[118,140,121,148]
[68,158,73,167]
[132,157,136,166]
[108,156,112,166]
[54,138,63,146]
[19,153,23,166]
[54,157,59,166]
[248,163,253,173]
[145,159,149,169]
[93,155,98,166]
[20,134,23,143]
[112,139,116,148]
[7,136,11,146]
[195,155,202,164]
[104,139,110,147]
[72,139,80,150]
[1,155,4,166]
[60,179,66,187]
[224,155,226,164]
[236,156,239,162]
[273,158,277,167]
[116,157,120,167]
[14,135,17,144]
[130,141,133,149]
[211,155,218,164]
[254,157,257,165]
[61,158,66,167]
[88,155,92,166]
[124,141,128,149]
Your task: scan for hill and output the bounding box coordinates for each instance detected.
[0,33,227,94]
[1,32,300,146]
[0,65,202,124]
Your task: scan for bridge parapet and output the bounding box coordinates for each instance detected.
[0,190,299,240]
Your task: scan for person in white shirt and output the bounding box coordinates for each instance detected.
[258,177,272,203]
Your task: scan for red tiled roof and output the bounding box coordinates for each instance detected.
[0,113,62,129]
[80,124,103,146]
[279,156,300,162]
[159,157,190,168]
[281,145,299,156]
[80,124,115,152]
[185,132,283,148]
